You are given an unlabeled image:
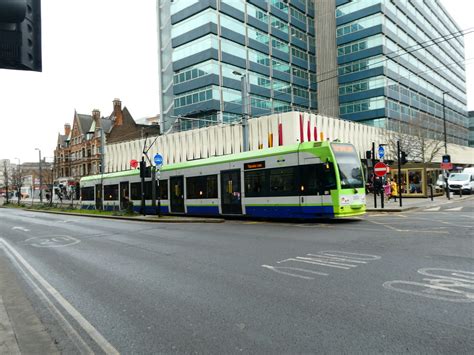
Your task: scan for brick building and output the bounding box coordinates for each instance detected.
[54,99,160,185]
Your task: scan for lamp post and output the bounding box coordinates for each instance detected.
[442,91,450,200]
[232,71,250,152]
[35,148,43,203]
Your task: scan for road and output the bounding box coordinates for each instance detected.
[0,198,473,353]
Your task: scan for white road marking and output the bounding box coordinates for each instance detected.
[445,207,463,211]
[0,238,119,354]
[383,268,474,303]
[424,207,441,211]
[261,265,328,279]
[12,226,30,232]
[25,235,80,248]
[264,251,381,280]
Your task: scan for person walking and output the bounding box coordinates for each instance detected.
[390,179,398,202]
[384,178,392,202]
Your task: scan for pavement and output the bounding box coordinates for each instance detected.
[365,192,474,212]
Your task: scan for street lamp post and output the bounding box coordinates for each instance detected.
[442,92,450,200]
[35,148,43,203]
[232,71,250,152]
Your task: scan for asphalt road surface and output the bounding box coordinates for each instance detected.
[0,198,473,354]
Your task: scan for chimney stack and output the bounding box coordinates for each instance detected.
[113,98,123,126]
[92,109,101,129]
[64,123,71,136]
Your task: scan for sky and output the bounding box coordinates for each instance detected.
[0,0,473,164]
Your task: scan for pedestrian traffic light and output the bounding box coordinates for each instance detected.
[442,155,451,163]
[400,151,408,164]
[366,150,372,159]
[0,0,42,72]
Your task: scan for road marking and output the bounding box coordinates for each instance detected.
[263,251,380,280]
[424,207,441,211]
[261,265,328,279]
[12,227,30,232]
[24,235,80,248]
[445,207,463,211]
[383,268,474,303]
[0,238,119,354]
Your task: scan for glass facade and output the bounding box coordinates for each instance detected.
[336,0,468,145]
[160,0,317,131]
[159,0,469,146]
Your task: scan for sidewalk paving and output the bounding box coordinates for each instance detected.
[365,193,473,212]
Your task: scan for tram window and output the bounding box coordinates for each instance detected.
[104,184,119,200]
[187,176,200,199]
[81,187,94,201]
[269,167,298,196]
[186,175,218,199]
[245,170,267,197]
[160,180,168,199]
[131,182,141,200]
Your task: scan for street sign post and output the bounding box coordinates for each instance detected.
[154,154,163,167]
[374,162,388,177]
[378,145,385,159]
[440,162,453,170]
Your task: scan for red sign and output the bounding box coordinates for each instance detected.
[440,162,453,170]
[374,162,388,177]
[130,159,138,169]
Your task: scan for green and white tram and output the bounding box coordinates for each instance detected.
[80,141,366,219]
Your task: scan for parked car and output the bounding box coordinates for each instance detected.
[448,173,474,194]
[435,174,446,189]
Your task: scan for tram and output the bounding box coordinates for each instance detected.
[80,141,366,219]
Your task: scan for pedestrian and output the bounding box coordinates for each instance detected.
[384,178,392,202]
[390,179,398,202]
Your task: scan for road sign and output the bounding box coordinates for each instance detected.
[130,159,138,169]
[374,162,388,177]
[378,145,385,159]
[154,154,163,167]
[440,162,453,170]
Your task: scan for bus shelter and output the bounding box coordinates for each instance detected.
[389,163,444,198]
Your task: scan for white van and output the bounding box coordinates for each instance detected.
[448,173,474,194]
[462,167,474,175]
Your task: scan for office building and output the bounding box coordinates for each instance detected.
[157,0,468,145]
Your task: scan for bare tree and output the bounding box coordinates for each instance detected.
[11,165,23,205]
[387,113,444,163]
[2,160,9,204]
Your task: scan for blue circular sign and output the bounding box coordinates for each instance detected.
[378,146,385,158]
[154,154,163,166]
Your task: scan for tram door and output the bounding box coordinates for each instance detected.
[220,169,242,215]
[170,176,185,213]
[95,184,102,210]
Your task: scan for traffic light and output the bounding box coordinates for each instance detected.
[365,150,372,159]
[442,155,451,163]
[0,0,42,72]
[139,160,151,178]
[400,151,408,165]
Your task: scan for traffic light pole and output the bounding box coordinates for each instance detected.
[372,142,377,209]
[397,140,403,208]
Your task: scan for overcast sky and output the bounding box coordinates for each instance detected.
[0,0,472,164]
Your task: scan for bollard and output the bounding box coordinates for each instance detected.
[460,188,462,198]
[430,184,434,201]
